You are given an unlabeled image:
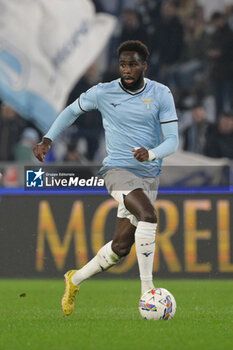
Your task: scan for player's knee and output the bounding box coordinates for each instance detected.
[112,241,132,258]
[138,209,157,223]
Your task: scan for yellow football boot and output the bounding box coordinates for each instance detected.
[62,270,80,316]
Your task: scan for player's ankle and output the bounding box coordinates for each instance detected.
[71,271,82,286]
[141,280,154,294]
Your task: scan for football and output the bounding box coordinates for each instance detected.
[139,287,176,320]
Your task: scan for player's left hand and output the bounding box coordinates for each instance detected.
[132,147,149,162]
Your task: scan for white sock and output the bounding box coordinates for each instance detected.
[71,240,121,285]
[135,221,157,294]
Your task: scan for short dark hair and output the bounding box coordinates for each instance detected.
[117,40,150,62]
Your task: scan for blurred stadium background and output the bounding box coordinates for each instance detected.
[0,0,232,280]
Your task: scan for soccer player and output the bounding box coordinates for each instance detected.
[33,40,178,316]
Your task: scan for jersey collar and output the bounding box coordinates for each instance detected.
[119,78,147,95]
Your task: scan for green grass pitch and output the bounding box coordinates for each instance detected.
[0,279,232,350]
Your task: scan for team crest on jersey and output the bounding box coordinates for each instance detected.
[141,98,154,109]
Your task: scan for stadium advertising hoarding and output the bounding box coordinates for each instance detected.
[0,191,232,278]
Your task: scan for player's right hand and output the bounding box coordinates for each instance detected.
[33,137,52,162]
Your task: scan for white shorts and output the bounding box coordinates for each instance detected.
[103,168,159,227]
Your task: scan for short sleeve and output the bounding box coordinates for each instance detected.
[78,85,98,112]
[159,87,178,124]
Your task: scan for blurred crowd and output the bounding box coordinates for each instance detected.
[1,0,233,164]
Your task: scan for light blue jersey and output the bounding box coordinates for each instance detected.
[45,78,178,177]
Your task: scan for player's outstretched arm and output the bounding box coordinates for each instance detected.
[33,102,83,162]
[33,84,98,162]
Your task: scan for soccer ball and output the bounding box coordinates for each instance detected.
[139,288,176,320]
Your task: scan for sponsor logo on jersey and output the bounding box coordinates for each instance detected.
[110,103,121,107]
